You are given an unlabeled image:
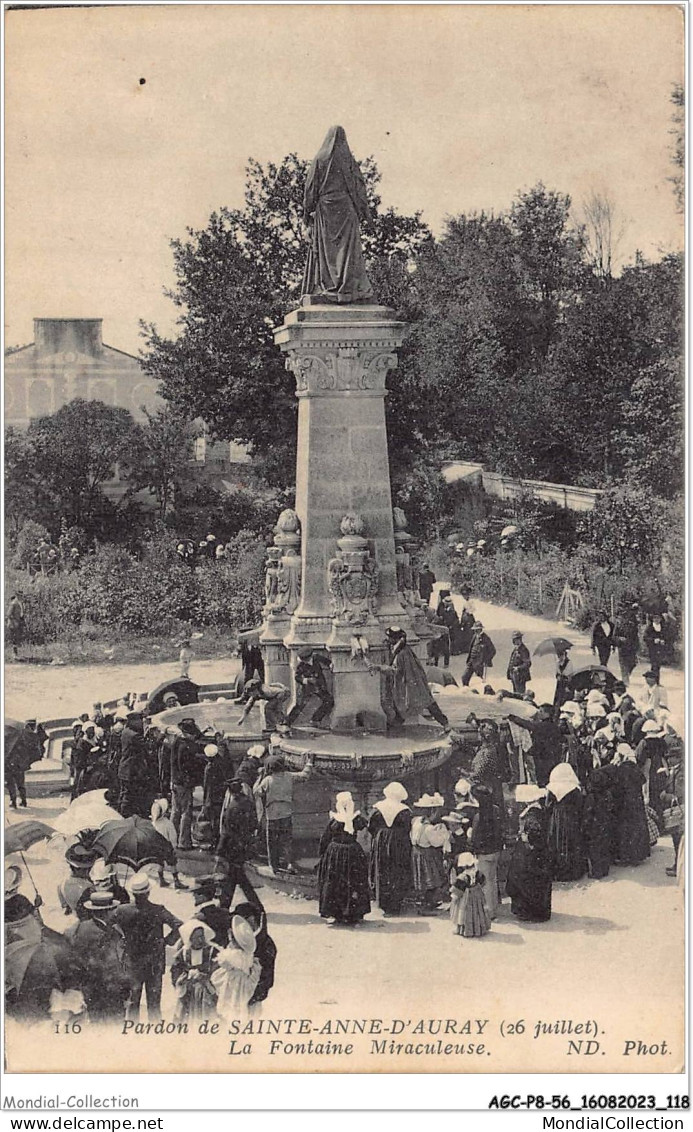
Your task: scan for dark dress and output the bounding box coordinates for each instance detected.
[583,767,615,879]
[610,762,650,865]
[318,817,371,923]
[506,812,552,922]
[233,902,277,1006]
[368,808,412,914]
[546,789,588,881]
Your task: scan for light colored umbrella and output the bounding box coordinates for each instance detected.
[69,789,109,809]
[53,799,120,837]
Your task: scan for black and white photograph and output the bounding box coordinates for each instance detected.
[2,1,685,1081]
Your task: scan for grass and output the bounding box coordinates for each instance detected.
[6,626,240,667]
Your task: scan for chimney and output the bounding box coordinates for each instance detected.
[34,318,103,357]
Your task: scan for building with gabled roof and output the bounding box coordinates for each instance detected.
[4,317,161,427]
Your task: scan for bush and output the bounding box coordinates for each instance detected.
[11,520,51,569]
[7,529,267,646]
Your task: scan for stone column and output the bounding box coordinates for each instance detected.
[273,302,415,729]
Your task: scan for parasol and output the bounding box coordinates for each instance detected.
[4,821,55,855]
[5,932,87,1015]
[91,816,176,870]
[145,677,199,716]
[53,799,121,838]
[4,718,25,758]
[4,718,42,767]
[569,664,617,692]
[532,637,574,658]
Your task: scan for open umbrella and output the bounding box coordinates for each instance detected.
[91,816,176,870]
[569,664,617,692]
[53,800,121,838]
[5,933,87,1019]
[4,718,42,767]
[533,637,574,658]
[5,718,25,758]
[4,821,55,855]
[145,676,199,716]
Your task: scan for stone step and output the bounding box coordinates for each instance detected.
[25,758,71,797]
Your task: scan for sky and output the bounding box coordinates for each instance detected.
[4,2,684,355]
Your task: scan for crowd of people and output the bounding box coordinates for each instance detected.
[6,855,277,1027]
[5,580,684,1028]
[314,667,684,934]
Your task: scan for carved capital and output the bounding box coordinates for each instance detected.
[285,347,399,396]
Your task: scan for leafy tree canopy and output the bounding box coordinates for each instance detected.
[141,153,431,485]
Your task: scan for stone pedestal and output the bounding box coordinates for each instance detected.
[271,302,420,730]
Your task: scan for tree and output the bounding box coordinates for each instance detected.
[5,427,54,535]
[27,400,142,531]
[140,152,430,486]
[579,190,625,279]
[132,407,199,521]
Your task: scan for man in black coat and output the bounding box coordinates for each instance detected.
[215,780,260,908]
[507,704,563,787]
[111,872,181,1022]
[418,564,436,604]
[591,610,615,667]
[117,714,152,818]
[613,600,640,685]
[170,718,205,850]
[506,631,532,695]
[462,621,496,686]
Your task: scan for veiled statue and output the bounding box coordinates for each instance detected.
[301,125,374,305]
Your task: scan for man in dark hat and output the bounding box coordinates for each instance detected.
[117,713,152,818]
[215,779,261,899]
[462,621,497,686]
[236,628,265,699]
[418,563,436,604]
[236,677,291,734]
[507,631,532,696]
[170,718,206,850]
[507,703,563,787]
[378,627,449,729]
[253,755,301,873]
[286,647,334,728]
[613,598,640,686]
[192,875,232,947]
[591,609,615,667]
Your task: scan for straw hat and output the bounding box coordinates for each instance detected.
[413,792,445,808]
[128,872,151,896]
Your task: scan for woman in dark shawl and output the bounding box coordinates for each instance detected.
[232,902,277,1007]
[506,807,552,922]
[302,125,373,304]
[582,765,615,879]
[368,781,412,915]
[318,792,371,925]
[546,763,588,881]
[609,746,650,866]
